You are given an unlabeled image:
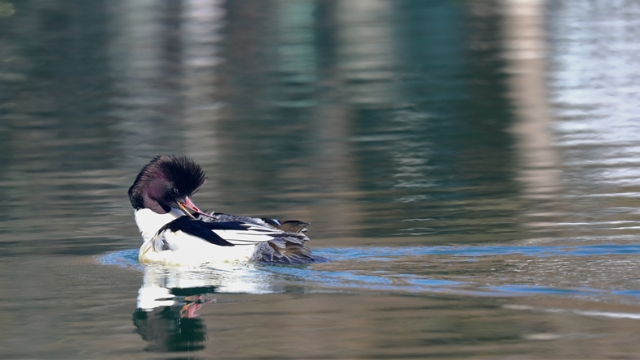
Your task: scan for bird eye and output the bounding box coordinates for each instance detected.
[173,188,180,195]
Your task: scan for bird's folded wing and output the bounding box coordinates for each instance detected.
[158,216,294,247]
[204,222,293,246]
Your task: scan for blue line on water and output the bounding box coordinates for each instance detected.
[486,284,603,296]
[98,244,640,268]
[315,243,640,261]
[97,243,640,299]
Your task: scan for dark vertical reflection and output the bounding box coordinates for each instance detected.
[0,0,123,254]
[214,0,318,212]
[340,0,519,239]
[0,0,116,171]
[209,0,520,241]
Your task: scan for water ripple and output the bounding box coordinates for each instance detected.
[99,242,640,301]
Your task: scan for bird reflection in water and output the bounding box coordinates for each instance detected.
[132,263,275,352]
[132,290,211,352]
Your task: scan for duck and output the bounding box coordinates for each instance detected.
[128,154,321,266]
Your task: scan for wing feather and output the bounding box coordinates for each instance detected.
[157,215,322,264]
[158,217,300,247]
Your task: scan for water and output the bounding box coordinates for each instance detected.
[2,0,640,358]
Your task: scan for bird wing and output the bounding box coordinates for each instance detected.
[200,213,309,234]
[157,216,294,247]
[202,221,292,246]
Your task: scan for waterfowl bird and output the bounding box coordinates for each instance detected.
[128,155,319,266]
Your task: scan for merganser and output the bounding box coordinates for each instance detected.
[128,155,320,266]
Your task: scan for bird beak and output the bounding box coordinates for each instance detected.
[178,196,213,219]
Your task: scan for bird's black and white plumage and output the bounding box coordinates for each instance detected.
[128,155,320,266]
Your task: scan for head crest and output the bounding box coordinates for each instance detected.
[128,155,206,211]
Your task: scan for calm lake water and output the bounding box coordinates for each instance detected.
[2,0,640,358]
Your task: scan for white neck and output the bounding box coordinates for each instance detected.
[134,208,184,242]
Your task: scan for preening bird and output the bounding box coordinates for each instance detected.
[128,155,321,266]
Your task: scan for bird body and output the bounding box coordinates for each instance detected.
[138,232,256,266]
[129,155,320,266]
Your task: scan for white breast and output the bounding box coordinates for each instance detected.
[133,208,183,242]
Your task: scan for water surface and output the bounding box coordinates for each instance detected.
[2,0,640,358]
